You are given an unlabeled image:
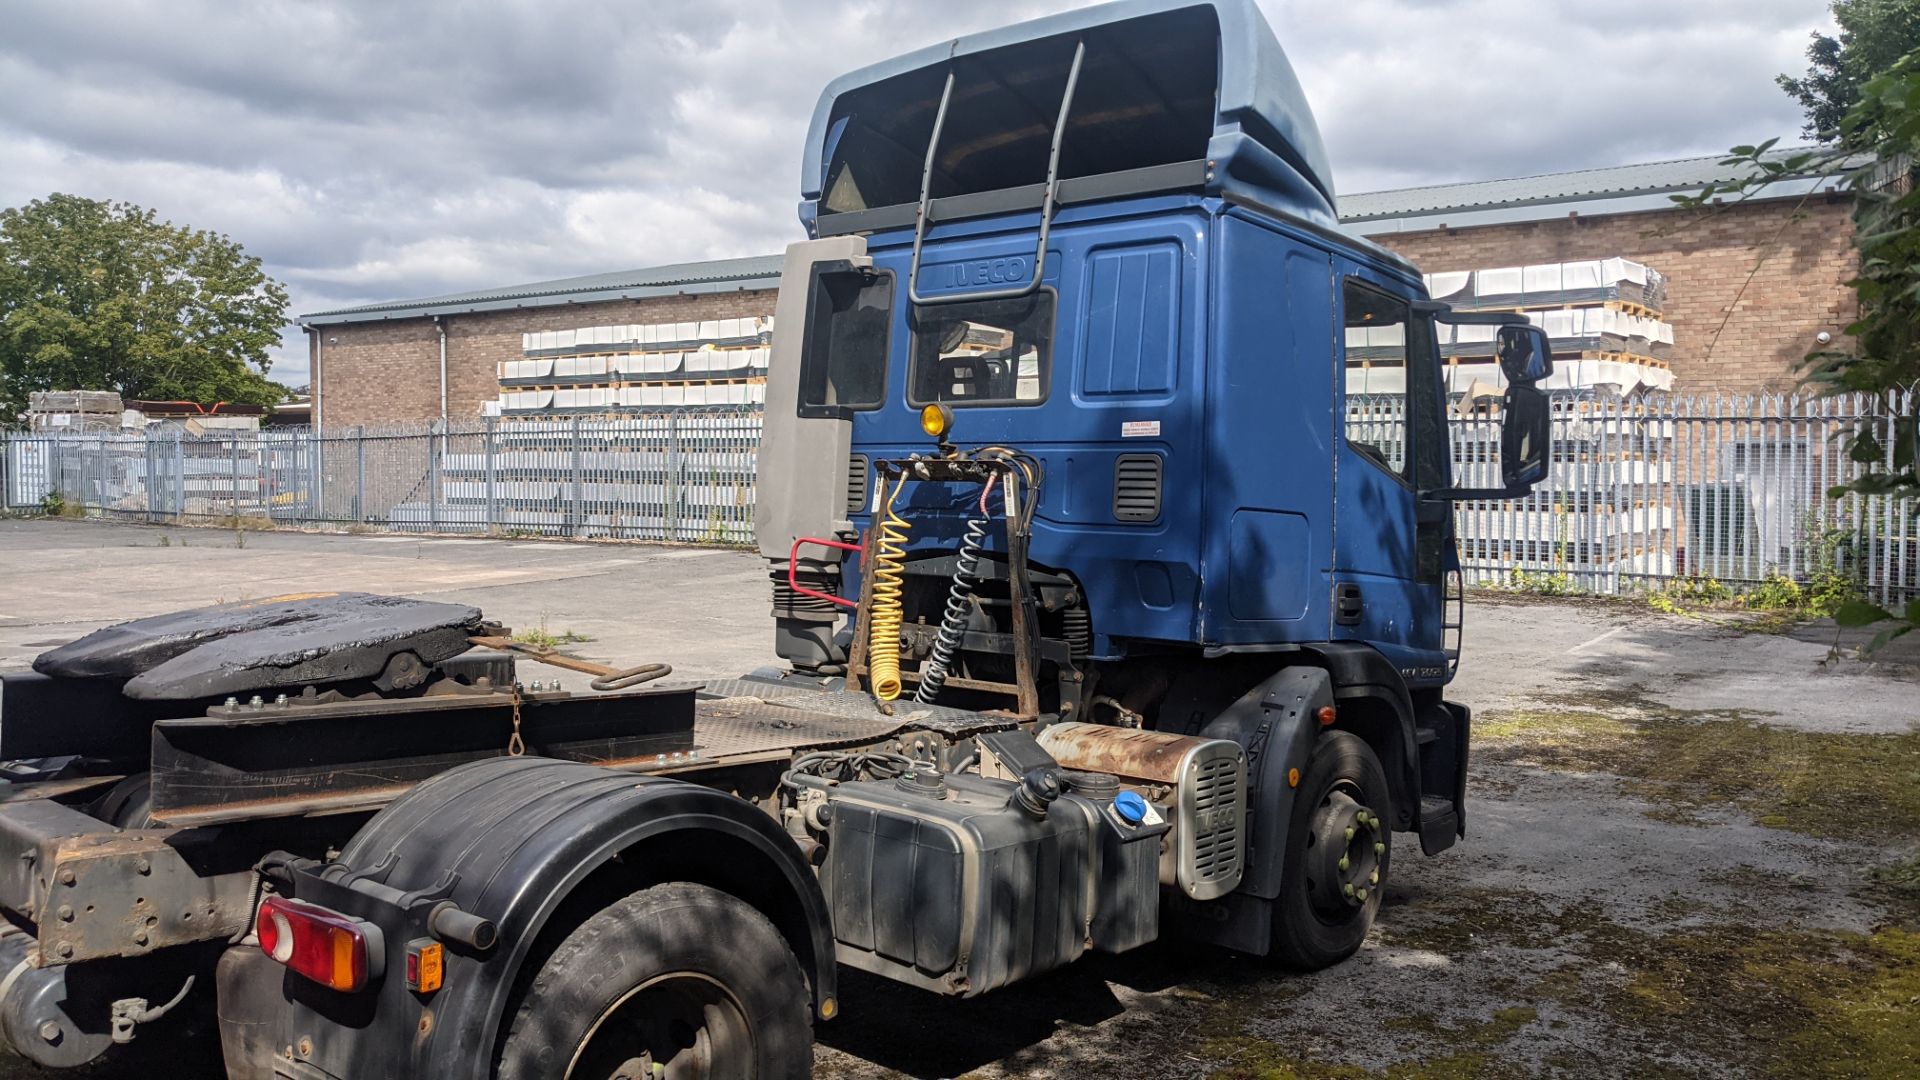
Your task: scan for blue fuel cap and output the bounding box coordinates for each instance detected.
[1113,790,1148,825]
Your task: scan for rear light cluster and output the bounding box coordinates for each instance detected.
[258,896,385,992]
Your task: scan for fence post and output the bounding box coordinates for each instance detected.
[308,429,320,524]
[354,427,367,523]
[144,433,158,523]
[429,422,442,534]
[667,413,683,542]
[569,416,584,538]
[484,417,498,534]
[171,434,184,520]
[225,437,240,518]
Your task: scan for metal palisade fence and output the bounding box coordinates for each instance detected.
[1,412,765,546]
[3,393,1916,605]
[1431,389,1917,606]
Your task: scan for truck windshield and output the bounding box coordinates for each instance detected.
[909,292,1054,406]
[797,266,893,416]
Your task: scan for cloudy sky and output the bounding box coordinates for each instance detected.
[3,0,1831,388]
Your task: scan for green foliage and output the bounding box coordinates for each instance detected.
[0,194,289,425]
[1801,523,1869,616]
[38,490,70,518]
[1778,0,1920,140]
[512,616,591,651]
[1677,42,1920,654]
[1664,574,1734,605]
[1743,573,1806,612]
[1506,569,1575,596]
[1836,597,1920,651]
[1645,559,1860,624]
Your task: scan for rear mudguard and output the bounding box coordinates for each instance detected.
[259,757,834,1080]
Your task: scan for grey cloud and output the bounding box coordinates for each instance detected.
[1,0,1829,389]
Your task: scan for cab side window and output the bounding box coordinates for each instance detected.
[1342,281,1412,480]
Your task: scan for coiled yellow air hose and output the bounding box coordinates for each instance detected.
[867,474,911,701]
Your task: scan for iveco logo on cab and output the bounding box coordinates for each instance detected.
[945,257,1030,288]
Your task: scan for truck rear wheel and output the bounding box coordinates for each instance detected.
[496,882,811,1080]
[1268,731,1391,971]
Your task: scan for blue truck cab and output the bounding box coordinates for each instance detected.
[756,0,1553,964]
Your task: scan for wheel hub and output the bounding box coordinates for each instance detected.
[1305,790,1385,917]
[568,972,752,1080]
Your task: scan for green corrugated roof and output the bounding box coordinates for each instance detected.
[1336,148,1847,223]
[301,254,785,325]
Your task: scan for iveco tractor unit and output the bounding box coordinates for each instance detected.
[0,2,1555,1076]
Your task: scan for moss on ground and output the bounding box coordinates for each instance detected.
[1201,1005,1538,1079]
[1367,885,1920,1079]
[1615,924,1920,1079]
[1476,708,1920,843]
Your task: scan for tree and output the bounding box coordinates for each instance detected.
[1689,50,1920,651]
[0,194,289,424]
[1779,0,1920,141]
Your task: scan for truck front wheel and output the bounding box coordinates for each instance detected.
[1268,730,1392,970]
[496,882,812,1080]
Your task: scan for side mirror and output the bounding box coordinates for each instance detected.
[1497,324,1553,385]
[1501,384,1552,490]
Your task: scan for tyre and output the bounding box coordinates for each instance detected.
[496,882,812,1080]
[1268,730,1392,971]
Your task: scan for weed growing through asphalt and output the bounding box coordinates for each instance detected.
[513,615,592,651]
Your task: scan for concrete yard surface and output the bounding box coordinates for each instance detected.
[0,519,1915,1079]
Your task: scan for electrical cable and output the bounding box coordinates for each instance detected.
[867,474,911,701]
[914,473,998,704]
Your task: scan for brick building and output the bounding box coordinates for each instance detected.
[302,153,1853,426]
[301,257,781,429]
[1344,152,1856,394]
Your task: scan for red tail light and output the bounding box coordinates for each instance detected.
[258,896,385,992]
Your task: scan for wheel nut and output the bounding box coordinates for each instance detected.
[1375,842,1386,855]
[1357,887,1369,901]
[1344,826,1356,841]
[1343,883,1355,897]
[1338,856,1350,872]
[1370,870,1379,885]
[38,1021,60,1043]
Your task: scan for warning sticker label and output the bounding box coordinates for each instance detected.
[1121,420,1161,438]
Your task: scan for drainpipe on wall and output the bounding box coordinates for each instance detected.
[434,315,449,422]
[306,324,323,430]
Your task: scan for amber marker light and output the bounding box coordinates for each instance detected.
[920,403,955,440]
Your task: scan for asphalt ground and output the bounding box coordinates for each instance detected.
[1,519,1915,1079]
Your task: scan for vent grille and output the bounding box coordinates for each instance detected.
[1190,757,1243,882]
[1176,743,1246,900]
[847,455,869,514]
[1113,454,1162,522]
